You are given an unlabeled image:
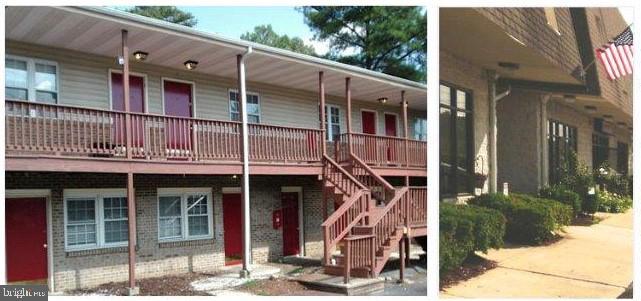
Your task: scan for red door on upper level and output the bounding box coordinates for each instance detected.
[361,111,377,135]
[223,193,242,265]
[281,192,300,256]
[6,198,48,283]
[111,73,145,146]
[163,80,193,150]
[385,114,398,162]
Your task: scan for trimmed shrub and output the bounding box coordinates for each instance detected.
[439,203,505,274]
[557,151,599,214]
[597,190,633,213]
[469,193,573,245]
[539,185,582,217]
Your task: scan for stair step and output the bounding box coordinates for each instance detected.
[323,264,372,278]
[352,226,373,235]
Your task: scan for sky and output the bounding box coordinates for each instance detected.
[618,7,633,27]
[178,6,330,55]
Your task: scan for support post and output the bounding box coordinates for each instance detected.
[346,77,352,155]
[237,48,253,278]
[405,236,411,266]
[122,30,132,160]
[487,70,498,193]
[401,90,409,186]
[399,236,405,283]
[126,172,138,295]
[540,94,551,189]
[319,71,326,155]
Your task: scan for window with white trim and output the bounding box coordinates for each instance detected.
[5,56,58,103]
[158,188,213,241]
[229,90,260,123]
[413,118,427,141]
[64,189,128,250]
[325,105,341,141]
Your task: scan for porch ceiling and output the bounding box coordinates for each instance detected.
[440,8,582,85]
[6,6,426,110]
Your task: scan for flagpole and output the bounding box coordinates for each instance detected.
[580,23,633,78]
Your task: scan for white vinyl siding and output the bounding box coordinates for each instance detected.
[64,189,128,251]
[157,188,213,242]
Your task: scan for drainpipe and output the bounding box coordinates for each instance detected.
[487,70,511,194]
[237,46,253,278]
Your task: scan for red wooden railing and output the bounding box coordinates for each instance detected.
[348,154,396,203]
[337,133,427,168]
[343,234,376,283]
[407,187,427,225]
[5,100,323,163]
[321,155,371,265]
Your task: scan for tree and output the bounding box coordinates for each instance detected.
[299,6,426,82]
[241,25,316,56]
[125,6,197,27]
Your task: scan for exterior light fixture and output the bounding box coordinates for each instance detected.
[232,174,238,179]
[184,60,198,70]
[117,55,125,65]
[377,97,388,104]
[602,114,613,119]
[133,51,148,61]
[563,95,576,103]
[498,61,520,70]
[584,105,597,113]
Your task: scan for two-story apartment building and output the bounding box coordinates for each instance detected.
[3,6,427,293]
[440,7,632,199]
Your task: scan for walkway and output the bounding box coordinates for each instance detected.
[442,211,633,298]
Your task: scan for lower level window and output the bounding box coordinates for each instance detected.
[617,142,629,175]
[64,189,128,250]
[158,188,213,241]
[548,120,577,184]
[592,134,610,170]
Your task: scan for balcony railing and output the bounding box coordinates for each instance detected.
[5,100,323,164]
[334,133,427,168]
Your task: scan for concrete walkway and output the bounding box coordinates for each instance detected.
[442,211,633,298]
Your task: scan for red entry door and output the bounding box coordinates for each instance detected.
[6,198,48,282]
[111,73,145,146]
[223,193,242,265]
[281,192,300,256]
[163,80,193,150]
[384,114,397,137]
[361,111,377,135]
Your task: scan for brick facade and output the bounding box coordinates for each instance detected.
[5,172,324,292]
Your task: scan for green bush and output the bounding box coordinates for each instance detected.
[594,164,633,198]
[597,190,633,213]
[539,185,582,217]
[469,193,572,245]
[439,203,505,274]
[557,151,598,214]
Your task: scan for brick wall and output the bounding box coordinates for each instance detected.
[5,172,323,291]
[440,50,490,195]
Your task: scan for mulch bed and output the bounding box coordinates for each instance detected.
[68,273,210,296]
[237,277,313,296]
[439,254,497,291]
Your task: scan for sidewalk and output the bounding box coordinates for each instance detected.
[442,211,633,298]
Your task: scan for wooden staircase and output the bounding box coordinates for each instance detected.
[320,153,426,283]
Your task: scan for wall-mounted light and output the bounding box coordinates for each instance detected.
[184,60,198,70]
[133,51,148,61]
[584,105,597,113]
[377,97,388,104]
[498,61,520,71]
[232,174,238,179]
[117,55,125,65]
[563,95,576,103]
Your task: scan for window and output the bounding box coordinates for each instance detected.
[548,120,578,184]
[592,134,610,170]
[325,105,341,141]
[5,56,58,103]
[617,142,629,175]
[413,118,427,141]
[64,189,128,250]
[157,188,213,241]
[544,8,561,35]
[229,90,260,123]
[440,83,473,196]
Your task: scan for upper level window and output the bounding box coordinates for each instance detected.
[64,189,128,251]
[5,56,58,103]
[544,8,561,35]
[413,118,427,141]
[325,104,341,142]
[229,90,260,123]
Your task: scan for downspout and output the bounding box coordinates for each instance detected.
[540,94,551,189]
[487,70,511,194]
[238,46,253,278]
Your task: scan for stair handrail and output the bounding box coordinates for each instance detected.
[323,155,367,193]
[368,187,410,263]
[348,153,395,202]
[321,189,371,264]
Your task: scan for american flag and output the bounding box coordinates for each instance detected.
[596,26,633,80]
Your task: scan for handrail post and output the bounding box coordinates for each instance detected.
[344,239,351,284]
[370,236,376,277]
